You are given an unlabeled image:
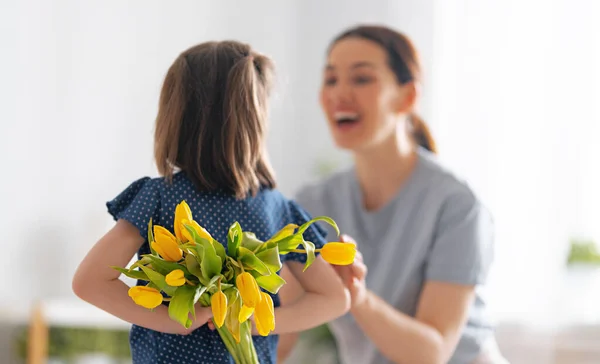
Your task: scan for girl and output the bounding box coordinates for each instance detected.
[73,40,350,364]
[278,25,508,364]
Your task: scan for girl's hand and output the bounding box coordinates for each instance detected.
[333,234,368,309]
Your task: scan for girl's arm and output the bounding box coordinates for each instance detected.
[72,219,211,335]
[271,256,350,335]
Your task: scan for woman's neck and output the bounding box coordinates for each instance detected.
[354,130,418,212]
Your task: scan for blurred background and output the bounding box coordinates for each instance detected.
[1,0,599,363]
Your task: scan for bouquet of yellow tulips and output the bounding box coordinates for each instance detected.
[112,200,356,364]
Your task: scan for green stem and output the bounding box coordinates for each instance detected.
[185,278,197,286]
[215,324,259,364]
[289,248,320,253]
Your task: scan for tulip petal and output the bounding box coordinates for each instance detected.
[128,286,163,309]
[238,305,254,323]
[165,269,186,287]
[254,291,275,336]
[236,272,260,308]
[211,291,228,328]
[321,242,356,265]
[174,201,193,242]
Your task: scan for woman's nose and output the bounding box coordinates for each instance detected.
[331,82,353,103]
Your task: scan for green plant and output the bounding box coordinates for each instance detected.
[14,325,131,361]
[566,238,600,266]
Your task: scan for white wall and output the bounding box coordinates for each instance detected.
[432,0,600,324]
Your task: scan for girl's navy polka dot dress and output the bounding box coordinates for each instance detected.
[106,172,327,364]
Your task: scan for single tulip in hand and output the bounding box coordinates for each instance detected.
[331,235,368,309]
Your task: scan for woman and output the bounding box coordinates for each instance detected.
[278,25,508,364]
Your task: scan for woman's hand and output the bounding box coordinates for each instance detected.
[333,235,369,309]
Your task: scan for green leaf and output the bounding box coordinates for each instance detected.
[139,265,177,296]
[255,246,282,273]
[296,216,340,237]
[299,240,316,272]
[250,269,286,294]
[199,292,211,306]
[276,235,304,255]
[238,247,270,276]
[221,283,233,291]
[183,224,222,280]
[181,242,200,256]
[201,241,222,280]
[141,255,190,277]
[223,264,235,282]
[193,286,208,312]
[168,285,198,329]
[214,241,227,264]
[227,222,242,259]
[146,282,160,291]
[207,274,223,290]
[185,254,209,286]
[224,287,240,306]
[111,266,149,281]
[266,223,298,243]
[240,232,263,252]
[148,218,158,255]
[129,256,152,270]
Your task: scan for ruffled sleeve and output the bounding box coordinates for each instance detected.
[283,200,329,264]
[106,177,162,240]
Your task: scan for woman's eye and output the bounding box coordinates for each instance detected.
[353,76,373,85]
[324,77,337,86]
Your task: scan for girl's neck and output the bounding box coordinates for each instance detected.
[353,129,418,212]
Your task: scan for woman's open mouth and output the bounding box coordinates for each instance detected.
[334,111,361,130]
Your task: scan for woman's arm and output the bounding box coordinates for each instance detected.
[350,280,474,364]
[72,220,211,335]
[278,248,475,364]
[272,256,350,335]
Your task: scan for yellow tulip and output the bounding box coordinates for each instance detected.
[128,286,163,309]
[320,242,356,265]
[165,269,185,287]
[174,200,193,242]
[254,291,275,336]
[211,291,228,328]
[236,272,260,308]
[238,304,254,323]
[152,226,182,262]
[181,219,212,244]
[266,223,298,243]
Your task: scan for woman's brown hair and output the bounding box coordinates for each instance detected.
[329,25,437,154]
[154,41,276,199]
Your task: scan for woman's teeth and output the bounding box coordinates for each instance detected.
[334,112,359,124]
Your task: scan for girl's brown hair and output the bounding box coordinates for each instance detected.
[154,41,276,199]
[330,25,437,154]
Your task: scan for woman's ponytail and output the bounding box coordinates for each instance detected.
[410,113,437,154]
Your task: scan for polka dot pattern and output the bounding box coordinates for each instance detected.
[106,172,327,364]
